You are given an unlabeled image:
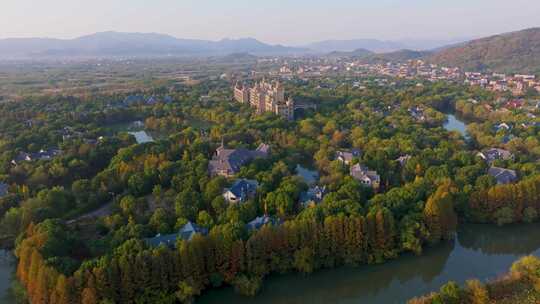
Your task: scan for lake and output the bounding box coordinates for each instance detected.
[444,114,469,138]
[0,250,15,303]
[198,223,540,304]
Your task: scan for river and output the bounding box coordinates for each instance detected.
[198,223,540,304]
[0,250,15,303]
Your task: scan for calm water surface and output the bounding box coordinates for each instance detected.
[444,114,469,138]
[0,250,15,303]
[198,224,540,304]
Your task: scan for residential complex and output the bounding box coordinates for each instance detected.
[234,80,295,120]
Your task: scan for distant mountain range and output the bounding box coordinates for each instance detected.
[0,31,471,59]
[324,48,374,58]
[303,38,470,53]
[0,31,305,58]
[428,27,540,74]
[2,29,540,74]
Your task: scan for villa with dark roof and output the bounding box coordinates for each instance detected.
[477,148,514,163]
[223,179,258,204]
[208,142,269,177]
[145,221,208,247]
[246,216,281,231]
[488,166,518,184]
[299,185,326,208]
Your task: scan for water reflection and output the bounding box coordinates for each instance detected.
[459,223,540,255]
[198,224,540,304]
[0,250,15,303]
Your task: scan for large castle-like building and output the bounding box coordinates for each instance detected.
[234,80,294,120]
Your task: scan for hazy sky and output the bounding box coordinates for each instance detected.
[2,0,540,44]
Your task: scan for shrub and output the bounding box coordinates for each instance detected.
[465,279,489,304]
[494,207,514,226]
[233,275,262,296]
[523,207,538,223]
[439,281,461,303]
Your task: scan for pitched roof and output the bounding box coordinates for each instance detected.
[145,221,208,247]
[179,221,208,241]
[209,144,269,176]
[350,164,380,183]
[488,166,518,184]
[227,179,258,198]
[246,216,280,231]
[479,148,514,162]
[299,185,326,205]
[337,151,354,162]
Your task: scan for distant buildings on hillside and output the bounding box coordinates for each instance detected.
[234,79,294,120]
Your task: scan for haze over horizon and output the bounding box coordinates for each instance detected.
[2,0,540,45]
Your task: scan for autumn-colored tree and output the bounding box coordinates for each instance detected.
[424,182,458,243]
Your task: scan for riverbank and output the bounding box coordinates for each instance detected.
[198,223,540,304]
[409,255,540,304]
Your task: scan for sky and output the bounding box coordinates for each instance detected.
[1,0,540,44]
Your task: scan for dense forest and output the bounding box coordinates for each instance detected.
[1,76,540,303]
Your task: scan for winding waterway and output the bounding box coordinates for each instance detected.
[198,224,540,304]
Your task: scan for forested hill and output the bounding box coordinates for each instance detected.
[428,28,540,74]
[359,49,430,64]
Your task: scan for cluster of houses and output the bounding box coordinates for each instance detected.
[145,215,281,248]
[408,106,426,122]
[11,148,62,165]
[60,127,103,145]
[145,140,523,248]
[477,148,518,184]
[464,73,540,96]
[335,149,381,190]
[140,142,283,248]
